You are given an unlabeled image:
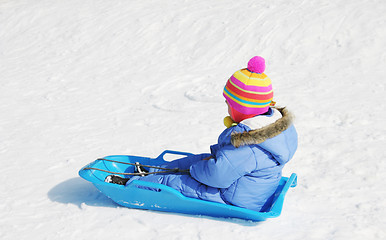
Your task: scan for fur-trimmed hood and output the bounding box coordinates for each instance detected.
[231,107,294,148]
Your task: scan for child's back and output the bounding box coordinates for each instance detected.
[190,107,297,211]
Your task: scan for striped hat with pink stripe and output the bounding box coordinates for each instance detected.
[223,56,273,116]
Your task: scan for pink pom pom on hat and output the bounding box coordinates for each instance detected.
[223,56,273,122]
[247,56,265,73]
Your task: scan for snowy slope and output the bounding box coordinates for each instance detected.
[1,0,386,239]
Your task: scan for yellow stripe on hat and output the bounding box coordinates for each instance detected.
[224,91,272,108]
[233,70,272,87]
[240,69,267,79]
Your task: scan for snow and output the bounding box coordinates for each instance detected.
[1,0,386,239]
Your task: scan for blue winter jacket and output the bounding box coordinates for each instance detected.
[128,107,298,211]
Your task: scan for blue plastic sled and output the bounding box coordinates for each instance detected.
[79,150,297,221]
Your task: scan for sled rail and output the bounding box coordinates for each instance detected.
[268,173,297,216]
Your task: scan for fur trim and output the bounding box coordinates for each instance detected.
[231,107,293,148]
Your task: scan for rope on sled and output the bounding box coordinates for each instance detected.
[82,158,190,176]
[82,167,188,176]
[96,158,186,171]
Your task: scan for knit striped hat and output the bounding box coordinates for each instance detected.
[223,56,273,118]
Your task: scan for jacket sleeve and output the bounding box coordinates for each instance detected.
[210,143,220,156]
[189,146,255,188]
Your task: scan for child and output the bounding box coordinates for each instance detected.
[106,56,298,212]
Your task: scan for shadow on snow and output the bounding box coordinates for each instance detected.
[47,177,117,208]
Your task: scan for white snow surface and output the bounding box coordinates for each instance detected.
[1,0,386,239]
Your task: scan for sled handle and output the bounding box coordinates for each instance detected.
[128,180,185,197]
[156,150,194,161]
[289,173,297,188]
[269,173,297,217]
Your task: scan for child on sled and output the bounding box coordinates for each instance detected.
[106,56,298,212]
